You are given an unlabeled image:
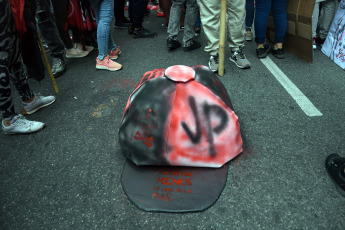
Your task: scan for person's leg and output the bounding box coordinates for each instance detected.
[132,0,149,29]
[245,0,255,29]
[51,0,73,49]
[254,0,271,58]
[182,0,198,48]
[91,0,114,60]
[312,2,320,39]
[159,0,172,25]
[36,0,66,76]
[36,0,65,59]
[114,0,129,28]
[254,0,271,46]
[91,0,122,71]
[114,0,126,22]
[167,0,184,40]
[132,0,157,38]
[227,0,246,52]
[319,0,337,39]
[227,0,250,68]
[196,0,220,72]
[196,0,220,56]
[271,0,287,48]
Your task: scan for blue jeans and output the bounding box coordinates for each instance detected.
[254,0,287,44]
[245,0,254,29]
[89,0,117,60]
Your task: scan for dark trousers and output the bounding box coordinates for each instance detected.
[254,0,287,44]
[51,0,73,49]
[0,0,34,119]
[128,0,149,28]
[36,0,65,59]
[114,0,126,22]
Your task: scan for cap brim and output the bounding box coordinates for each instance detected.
[121,159,229,212]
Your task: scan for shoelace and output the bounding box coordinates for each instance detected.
[235,50,246,59]
[213,55,219,63]
[53,58,61,67]
[10,115,31,128]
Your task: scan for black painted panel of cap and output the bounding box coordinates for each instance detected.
[119,76,177,166]
[193,66,234,111]
[121,159,229,212]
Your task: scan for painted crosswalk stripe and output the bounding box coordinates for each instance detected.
[260,57,323,117]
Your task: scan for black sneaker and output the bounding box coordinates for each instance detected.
[183,40,201,51]
[325,153,345,196]
[256,43,271,59]
[315,37,326,46]
[272,47,285,59]
[167,38,181,51]
[133,27,157,38]
[114,21,130,29]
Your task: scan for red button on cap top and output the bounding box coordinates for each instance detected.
[165,65,195,82]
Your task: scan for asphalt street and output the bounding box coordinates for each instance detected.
[1,11,345,230]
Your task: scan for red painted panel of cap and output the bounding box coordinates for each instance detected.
[165,65,195,82]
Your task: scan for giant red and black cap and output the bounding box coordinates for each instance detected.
[119,65,243,212]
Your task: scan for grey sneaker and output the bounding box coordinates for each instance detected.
[2,114,44,134]
[52,57,65,77]
[22,95,56,115]
[66,46,89,58]
[230,48,251,69]
[245,30,253,41]
[208,54,219,73]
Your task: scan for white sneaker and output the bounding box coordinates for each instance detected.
[66,46,89,58]
[22,95,56,115]
[2,115,44,134]
[76,43,94,52]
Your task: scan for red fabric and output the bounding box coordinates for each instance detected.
[67,0,97,33]
[9,0,27,36]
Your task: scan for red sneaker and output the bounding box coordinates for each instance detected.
[96,56,122,71]
[109,47,121,60]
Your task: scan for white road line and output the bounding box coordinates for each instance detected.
[260,57,323,117]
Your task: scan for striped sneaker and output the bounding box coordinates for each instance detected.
[22,95,56,115]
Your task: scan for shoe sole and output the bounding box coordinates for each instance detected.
[229,58,251,69]
[23,98,56,115]
[272,53,285,59]
[66,54,89,58]
[3,124,45,135]
[183,44,201,51]
[96,66,122,71]
[325,153,345,197]
[52,68,66,78]
[110,51,122,60]
[257,47,271,59]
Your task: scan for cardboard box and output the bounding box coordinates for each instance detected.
[267,0,315,63]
